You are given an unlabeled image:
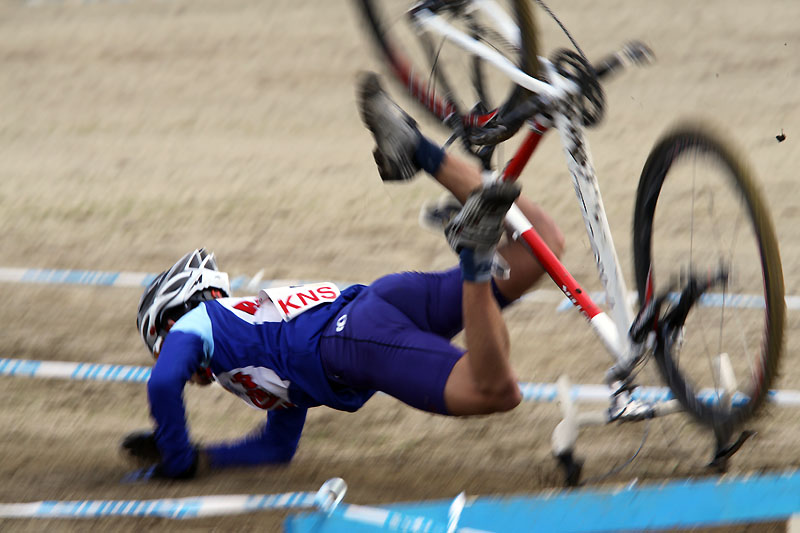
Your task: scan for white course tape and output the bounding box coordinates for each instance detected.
[0,492,317,519]
[4,357,800,408]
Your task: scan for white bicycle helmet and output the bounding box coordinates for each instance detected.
[136,248,231,357]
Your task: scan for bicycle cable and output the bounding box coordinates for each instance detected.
[533,0,589,63]
[579,418,651,485]
[426,35,464,150]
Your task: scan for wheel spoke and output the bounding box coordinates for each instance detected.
[633,123,783,430]
[355,0,539,143]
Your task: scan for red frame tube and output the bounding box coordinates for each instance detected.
[517,227,603,320]
[501,124,603,321]
[502,124,547,182]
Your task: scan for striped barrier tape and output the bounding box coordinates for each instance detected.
[0,492,318,520]
[3,357,800,407]
[0,493,470,527]
[0,267,155,288]
[0,358,152,383]
[518,382,800,408]
[0,267,560,306]
[0,266,316,292]
[0,494,470,527]
[3,266,798,311]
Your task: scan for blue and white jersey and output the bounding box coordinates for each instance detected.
[147,283,371,476]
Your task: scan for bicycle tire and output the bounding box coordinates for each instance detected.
[632,122,785,434]
[354,0,540,143]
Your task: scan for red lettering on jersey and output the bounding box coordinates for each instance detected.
[278,295,301,315]
[249,390,280,410]
[232,372,257,389]
[317,285,337,299]
[296,291,320,306]
[233,300,260,315]
[231,371,294,410]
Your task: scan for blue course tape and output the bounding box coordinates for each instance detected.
[286,469,800,532]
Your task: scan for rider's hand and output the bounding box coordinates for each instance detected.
[121,430,209,482]
[120,430,161,465]
[122,448,206,483]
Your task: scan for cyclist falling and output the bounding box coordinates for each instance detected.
[122,73,564,480]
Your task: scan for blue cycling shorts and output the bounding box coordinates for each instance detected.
[319,267,510,415]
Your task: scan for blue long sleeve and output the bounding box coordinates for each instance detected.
[147,331,205,477]
[205,407,307,468]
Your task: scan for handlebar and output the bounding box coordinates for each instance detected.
[466,41,654,146]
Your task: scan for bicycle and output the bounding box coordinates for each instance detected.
[352,0,786,485]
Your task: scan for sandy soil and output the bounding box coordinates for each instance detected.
[0,0,798,531]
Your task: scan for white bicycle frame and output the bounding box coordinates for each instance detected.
[409,2,699,468]
[415,6,638,370]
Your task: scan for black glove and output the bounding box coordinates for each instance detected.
[122,455,199,483]
[121,432,201,482]
[154,453,199,480]
[121,430,161,465]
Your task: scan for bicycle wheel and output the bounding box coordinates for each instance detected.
[633,122,785,434]
[354,0,540,142]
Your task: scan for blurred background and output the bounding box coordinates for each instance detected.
[0,0,798,531]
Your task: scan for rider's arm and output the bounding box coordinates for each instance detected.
[147,330,206,477]
[204,407,307,468]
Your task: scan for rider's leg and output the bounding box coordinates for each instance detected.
[443,279,521,415]
[433,153,565,303]
[320,188,526,416]
[441,182,524,415]
[357,73,560,415]
[358,72,564,304]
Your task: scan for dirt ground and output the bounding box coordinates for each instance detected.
[1,0,799,531]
